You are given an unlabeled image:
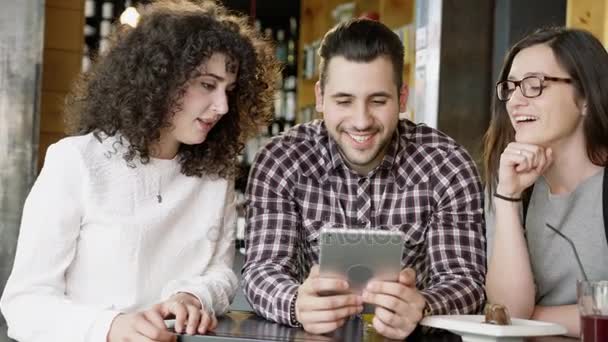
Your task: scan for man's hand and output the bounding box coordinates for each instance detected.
[362,268,426,340]
[295,265,363,334]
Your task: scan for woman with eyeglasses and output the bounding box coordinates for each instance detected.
[483,27,608,337]
[0,1,278,341]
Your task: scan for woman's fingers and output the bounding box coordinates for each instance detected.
[498,142,550,195]
[504,143,545,172]
[211,314,218,330]
[134,312,175,341]
[508,143,545,164]
[170,302,189,334]
[184,305,201,335]
[198,311,218,335]
[164,301,200,335]
[501,150,530,172]
[143,309,168,330]
[156,296,214,336]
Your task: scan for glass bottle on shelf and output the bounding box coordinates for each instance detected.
[283,76,296,126]
[254,19,262,33]
[101,1,114,19]
[276,29,288,64]
[284,91,296,124]
[264,27,273,40]
[85,0,96,18]
[287,17,297,73]
[274,90,285,121]
[82,45,91,72]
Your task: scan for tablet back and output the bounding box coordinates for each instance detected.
[319,228,405,293]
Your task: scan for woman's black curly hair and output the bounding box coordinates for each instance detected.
[65,0,279,178]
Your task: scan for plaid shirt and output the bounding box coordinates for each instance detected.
[242,119,486,326]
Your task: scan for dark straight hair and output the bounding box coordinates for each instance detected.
[483,27,608,199]
[317,18,404,93]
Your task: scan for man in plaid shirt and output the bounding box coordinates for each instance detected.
[242,18,485,340]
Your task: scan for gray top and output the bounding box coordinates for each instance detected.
[486,169,608,305]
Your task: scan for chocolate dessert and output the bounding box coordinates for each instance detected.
[484,303,512,325]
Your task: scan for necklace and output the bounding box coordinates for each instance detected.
[156,169,163,204]
[157,168,163,204]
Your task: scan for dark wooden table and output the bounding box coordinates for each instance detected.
[175,311,579,342]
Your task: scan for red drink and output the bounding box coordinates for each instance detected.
[581,315,608,342]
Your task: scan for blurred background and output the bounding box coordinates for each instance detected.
[1,0,603,340]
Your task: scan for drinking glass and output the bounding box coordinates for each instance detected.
[578,280,608,342]
[361,312,385,342]
[361,312,375,331]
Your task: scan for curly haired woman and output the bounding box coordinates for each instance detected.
[0,1,278,341]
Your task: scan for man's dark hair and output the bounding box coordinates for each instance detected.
[318,18,404,93]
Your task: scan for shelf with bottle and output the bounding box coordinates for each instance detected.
[298,24,413,82]
[268,16,300,133]
[236,15,301,195]
[83,0,131,72]
[301,39,321,81]
[296,0,415,123]
[83,3,301,175]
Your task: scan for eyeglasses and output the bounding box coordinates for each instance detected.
[496,75,573,101]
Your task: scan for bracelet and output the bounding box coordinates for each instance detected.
[494,193,522,202]
[289,291,302,327]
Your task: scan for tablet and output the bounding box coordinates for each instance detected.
[318,228,405,295]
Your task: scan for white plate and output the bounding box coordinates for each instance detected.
[419,315,567,342]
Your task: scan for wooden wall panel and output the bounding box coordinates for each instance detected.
[566,0,608,45]
[45,0,84,10]
[40,91,67,132]
[297,0,414,115]
[41,49,81,94]
[380,0,414,28]
[39,0,83,168]
[44,6,84,51]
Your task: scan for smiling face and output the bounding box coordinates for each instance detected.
[157,53,237,158]
[316,56,405,175]
[506,44,585,147]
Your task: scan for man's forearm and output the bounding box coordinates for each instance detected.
[242,261,300,325]
[420,278,485,315]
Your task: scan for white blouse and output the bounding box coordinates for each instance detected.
[0,133,238,342]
